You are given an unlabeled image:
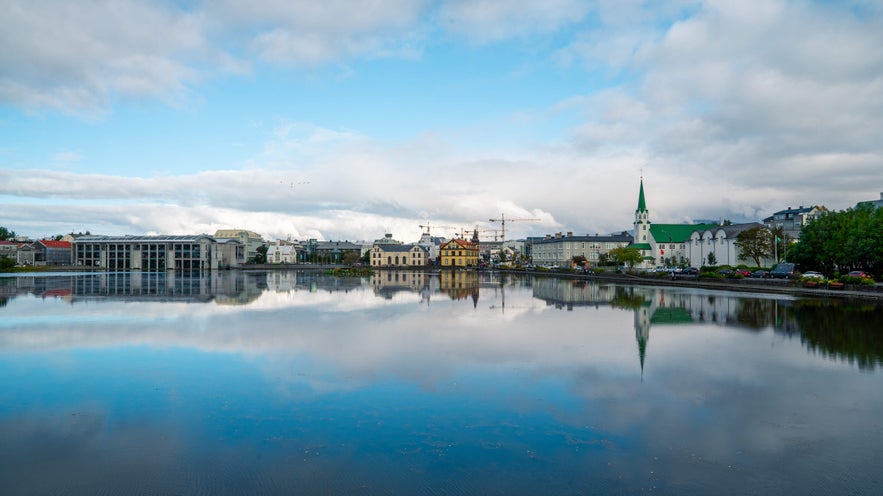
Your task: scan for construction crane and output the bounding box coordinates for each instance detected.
[419,223,459,235]
[419,223,473,239]
[488,214,540,243]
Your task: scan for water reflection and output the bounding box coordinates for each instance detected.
[1,270,882,495]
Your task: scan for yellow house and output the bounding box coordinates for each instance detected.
[439,238,480,267]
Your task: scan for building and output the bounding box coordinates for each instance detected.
[632,179,718,268]
[0,241,18,260]
[266,240,301,264]
[762,206,825,241]
[34,240,73,266]
[72,235,245,270]
[369,243,430,268]
[439,238,480,267]
[531,232,632,267]
[214,229,265,263]
[686,222,775,267]
[304,240,366,264]
[857,192,883,209]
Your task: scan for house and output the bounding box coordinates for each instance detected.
[266,241,300,264]
[369,244,430,268]
[531,232,632,267]
[439,238,480,267]
[632,179,718,268]
[686,223,775,267]
[34,240,73,266]
[762,205,825,241]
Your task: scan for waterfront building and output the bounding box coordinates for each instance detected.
[369,243,430,268]
[214,229,265,263]
[686,223,775,267]
[439,238,480,267]
[266,240,300,264]
[34,239,73,266]
[531,232,632,267]
[632,179,718,268]
[72,234,245,270]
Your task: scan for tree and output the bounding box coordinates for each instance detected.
[0,227,15,241]
[790,203,883,277]
[254,244,268,264]
[571,255,587,267]
[735,226,773,267]
[609,246,643,269]
[342,250,362,266]
[706,252,717,266]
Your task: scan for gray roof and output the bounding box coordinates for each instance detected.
[72,234,218,244]
[374,244,428,253]
[531,233,633,245]
[694,222,766,238]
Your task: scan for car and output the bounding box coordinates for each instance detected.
[803,271,825,279]
[769,263,796,279]
[682,267,699,275]
[751,270,769,278]
[847,270,871,279]
[735,269,752,277]
[717,268,734,276]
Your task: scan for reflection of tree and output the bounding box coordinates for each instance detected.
[734,298,777,329]
[610,287,649,311]
[788,300,883,370]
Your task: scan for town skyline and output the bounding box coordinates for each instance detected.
[3,1,882,243]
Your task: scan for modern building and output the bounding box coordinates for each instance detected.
[34,240,73,266]
[214,229,265,263]
[531,232,632,267]
[369,243,430,268]
[439,238,480,267]
[72,235,245,270]
[632,179,718,268]
[762,206,825,241]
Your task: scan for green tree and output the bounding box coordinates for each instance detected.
[571,255,587,267]
[0,227,15,241]
[706,252,717,266]
[342,250,362,266]
[254,244,268,264]
[790,203,883,277]
[735,226,773,267]
[609,246,643,269]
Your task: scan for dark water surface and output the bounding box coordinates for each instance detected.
[2,270,882,495]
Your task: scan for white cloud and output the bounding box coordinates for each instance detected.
[438,0,593,43]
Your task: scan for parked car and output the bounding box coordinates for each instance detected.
[769,263,796,279]
[735,269,752,277]
[751,270,769,278]
[683,267,699,275]
[847,270,871,279]
[803,271,825,279]
[717,268,734,276]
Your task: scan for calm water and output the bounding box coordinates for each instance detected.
[1,270,882,495]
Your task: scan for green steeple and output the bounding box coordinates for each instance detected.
[636,179,647,213]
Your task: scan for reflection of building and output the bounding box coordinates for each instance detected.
[370,270,434,301]
[531,278,617,310]
[72,235,245,270]
[439,270,479,307]
[440,238,479,267]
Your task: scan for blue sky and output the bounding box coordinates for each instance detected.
[2,0,882,242]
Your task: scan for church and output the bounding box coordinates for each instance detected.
[632,179,772,268]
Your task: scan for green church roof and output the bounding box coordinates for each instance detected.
[650,224,718,243]
[636,179,647,212]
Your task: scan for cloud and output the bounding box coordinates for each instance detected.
[437,0,593,43]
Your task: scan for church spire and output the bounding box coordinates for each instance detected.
[636,177,647,213]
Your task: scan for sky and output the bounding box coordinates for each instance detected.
[2,0,882,243]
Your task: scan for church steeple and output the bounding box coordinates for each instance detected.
[636,177,647,213]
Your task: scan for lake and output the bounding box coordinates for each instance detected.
[1,270,882,495]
